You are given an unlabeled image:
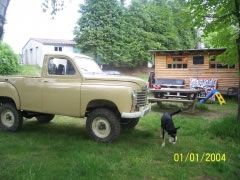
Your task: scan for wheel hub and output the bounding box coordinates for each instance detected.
[92,117,111,138]
[98,122,106,130]
[1,110,15,127]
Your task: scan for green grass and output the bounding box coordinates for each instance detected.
[0,101,239,179]
[134,73,149,81]
[196,103,209,111]
[1,66,239,179]
[209,115,240,142]
[18,65,41,76]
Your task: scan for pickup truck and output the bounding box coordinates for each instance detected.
[0,53,150,142]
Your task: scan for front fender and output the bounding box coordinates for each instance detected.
[81,84,133,117]
[0,82,20,109]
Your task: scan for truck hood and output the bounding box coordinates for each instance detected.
[84,74,146,87]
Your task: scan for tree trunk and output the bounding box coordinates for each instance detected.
[0,0,10,40]
[237,38,240,122]
[235,0,240,122]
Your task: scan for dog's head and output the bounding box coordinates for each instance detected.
[168,127,180,144]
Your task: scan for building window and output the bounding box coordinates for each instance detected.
[54,46,63,52]
[193,55,204,64]
[167,56,188,69]
[209,56,236,69]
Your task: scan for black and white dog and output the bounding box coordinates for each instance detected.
[161,109,181,147]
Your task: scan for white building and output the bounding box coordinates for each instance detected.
[22,38,77,66]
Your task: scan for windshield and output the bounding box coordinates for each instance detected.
[74,56,103,74]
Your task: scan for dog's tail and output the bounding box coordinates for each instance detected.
[170,109,182,116]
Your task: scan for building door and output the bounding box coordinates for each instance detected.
[35,47,38,65]
[30,48,33,64]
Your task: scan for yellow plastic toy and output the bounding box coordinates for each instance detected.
[215,92,226,105]
[199,89,226,105]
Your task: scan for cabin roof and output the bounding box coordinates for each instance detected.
[149,48,226,56]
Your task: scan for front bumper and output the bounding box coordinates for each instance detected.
[121,104,151,119]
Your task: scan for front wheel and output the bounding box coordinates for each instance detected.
[0,103,23,132]
[86,108,120,143]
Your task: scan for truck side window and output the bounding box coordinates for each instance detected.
[48,58,76,75]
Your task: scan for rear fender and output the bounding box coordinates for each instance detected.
[0,82,20,109]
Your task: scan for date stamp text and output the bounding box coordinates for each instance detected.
[173,153,226,163]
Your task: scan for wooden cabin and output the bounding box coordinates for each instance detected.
[150,48,239,93]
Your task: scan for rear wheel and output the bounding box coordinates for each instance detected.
[86,108,120,143]
[0,103,23,132]
[120,118,139,129]
[36,114,55,123]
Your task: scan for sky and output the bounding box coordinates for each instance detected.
[3,0,84,53]
[3,0,131,53]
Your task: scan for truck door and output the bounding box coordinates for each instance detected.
[42,56,81,117]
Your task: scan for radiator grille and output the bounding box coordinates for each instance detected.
[136,90,147,107]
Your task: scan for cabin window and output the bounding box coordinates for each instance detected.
[167,56,188,69]
[48,58,76,75]
[209,56,236,69]
[229,65,236,69]
[193,55,204,64]
[217,64,228,69]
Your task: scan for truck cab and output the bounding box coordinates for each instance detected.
[0,53,151,142]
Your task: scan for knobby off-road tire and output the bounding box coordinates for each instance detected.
[120,118,139,130]
[86,108,121,143]
[36,114,55,123]
[0,103,23,132]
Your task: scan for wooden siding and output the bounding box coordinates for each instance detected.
[155,54,239,91]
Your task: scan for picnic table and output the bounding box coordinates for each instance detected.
[148,88,202,112]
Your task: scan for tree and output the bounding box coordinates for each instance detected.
[74,0,124,65]
[74,0,197,67]
[189,0,240,121]
[0,0,10,40]
[122,0,179,64]
[168,0,197,49]
[41,0,65,16]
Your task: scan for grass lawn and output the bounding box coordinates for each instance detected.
[0,100,239,179]
[1,66,239,179]
[18,65,41,76]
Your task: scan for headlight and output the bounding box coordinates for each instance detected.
[132,90,137,99]
[131,90,137,111]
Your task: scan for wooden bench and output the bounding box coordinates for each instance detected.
[164,95,188,99]
[148,97,198,113]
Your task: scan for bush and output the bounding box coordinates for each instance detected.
[0,43,20,75]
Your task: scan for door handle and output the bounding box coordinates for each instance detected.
[43,80,49,83]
